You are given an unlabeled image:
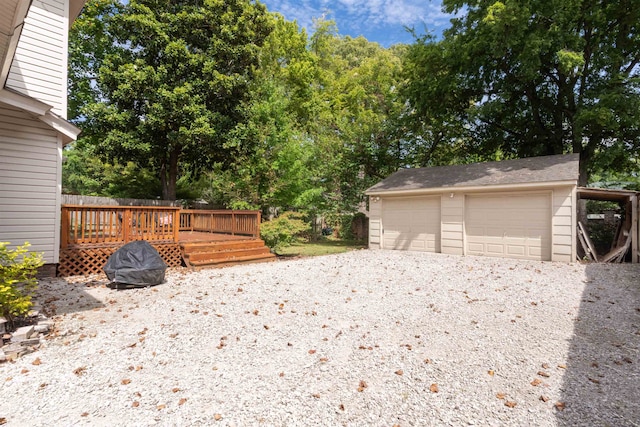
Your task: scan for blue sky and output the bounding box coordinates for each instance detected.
[260,0,456,47]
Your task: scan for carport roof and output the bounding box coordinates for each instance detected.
[366,153,580,195]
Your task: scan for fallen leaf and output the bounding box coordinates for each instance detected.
[0,417,6,425]
[555,401,566,411]
[279,372,285,377]
[263,325,269,330]
[172,387,181,393]
[157,404,166,410]
[312,393,320,398]
[32,358,42,366]
[488,370,495,376]
[430,383,439,393]
[541,363,550,369]
[496,392,506,400]
[253,310,259,315]
[558,364,567,369]
[537,371,550,378]
[531,378,542,386]
[132,401,140,407]
[308,349,316,354]
[81,412,89,417]
[214,414,222,421]
[169,333,178,338]
[338,404,345,411]
[121,379,131,385]
[73,366,86,376]
[320,357,328,362]
[20,369,29,374]
[505,401,517,408]
[357,380,368,392]
[395,370,404,376]
[179,398,187,405]
[539,395,549,402]
[424,358,432,364]
[39,383,47,388]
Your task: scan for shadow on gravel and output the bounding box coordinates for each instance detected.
[557,263,640,426]
[36,277,106,316]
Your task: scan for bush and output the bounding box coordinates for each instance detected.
[0,242,44,325]
[260,212,310,253]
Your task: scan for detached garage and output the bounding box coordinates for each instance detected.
[366,154,579,262]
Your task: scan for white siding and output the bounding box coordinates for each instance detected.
[552,186,576,262]
[6,0,68,117]
[368,197,381,249]
[0,104,61,263]
[441,193,464,255]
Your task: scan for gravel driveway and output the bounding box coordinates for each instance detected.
[1,250,638,426]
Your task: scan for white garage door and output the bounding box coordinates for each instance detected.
[465,193,551,261]
[382,196,440,252]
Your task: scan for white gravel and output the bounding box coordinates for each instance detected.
[1,250,638,426]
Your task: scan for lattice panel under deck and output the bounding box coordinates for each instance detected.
[58,244,183,277]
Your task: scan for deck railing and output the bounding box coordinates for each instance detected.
[60,206,262,248]
[179,210,261,237]
[61,205,181,248]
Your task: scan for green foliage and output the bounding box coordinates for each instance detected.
[0,243,44,324]
[260,212,310,253]
[71,0,274,200]
[403,0,640,185]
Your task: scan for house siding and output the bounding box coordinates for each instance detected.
[6,0,68,117]
[0,104,61,263]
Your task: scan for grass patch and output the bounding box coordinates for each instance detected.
[276,238,366,257]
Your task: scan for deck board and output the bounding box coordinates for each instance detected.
[178,231,254,244]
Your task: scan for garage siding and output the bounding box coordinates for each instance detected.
[381,196,440,252]
[551,186,576,262]
[441,193,464,255]
[368,197,382,249]
[368,185,576,262]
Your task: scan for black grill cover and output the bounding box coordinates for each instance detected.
[103,240,167,288]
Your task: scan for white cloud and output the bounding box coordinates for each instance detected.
[261,0,458,44]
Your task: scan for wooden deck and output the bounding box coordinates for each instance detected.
[58,206,274,276]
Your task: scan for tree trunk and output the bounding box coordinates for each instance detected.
[160,147,180,200]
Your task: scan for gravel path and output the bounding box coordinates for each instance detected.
[1,250,638,426]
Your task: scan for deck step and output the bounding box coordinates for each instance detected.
[188,252,276,267]
[182,238,275,268]
[182,239,266,253]
[186,247,272,262]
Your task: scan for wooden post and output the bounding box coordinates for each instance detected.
[231,212,236,235]
[122,208,131,243]
[257,211,261,238]
[173,208,179,243]
[60,207,69,249]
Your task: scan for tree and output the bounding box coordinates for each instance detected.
[76,0,273,199]
[402,0,640,185]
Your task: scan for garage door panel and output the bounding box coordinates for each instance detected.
[465,193,551,261]
[382,196,440,252]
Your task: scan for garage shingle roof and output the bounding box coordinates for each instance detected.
[366,154,579,194]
